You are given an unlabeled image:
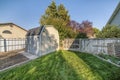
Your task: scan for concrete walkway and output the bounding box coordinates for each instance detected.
[19,51,38,60]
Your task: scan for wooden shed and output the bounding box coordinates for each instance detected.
[26,25,59,56]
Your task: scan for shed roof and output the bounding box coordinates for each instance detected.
[26,25,44,36]
[106,2,120,25]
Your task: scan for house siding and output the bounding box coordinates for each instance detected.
[0,24,27,39]
[110,9,120,27]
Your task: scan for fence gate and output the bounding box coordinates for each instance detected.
[63,39,80,51]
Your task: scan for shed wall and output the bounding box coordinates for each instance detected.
[26,26,59,56]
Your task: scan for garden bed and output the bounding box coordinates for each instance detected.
[0,50,29,70]
[0,49,25,59]
[97,54,120,65]
[0,54,28,70]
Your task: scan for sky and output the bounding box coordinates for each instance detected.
[0,0,119,30]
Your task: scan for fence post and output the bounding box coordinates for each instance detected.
[4,39,7,52]
[79,39,81,52]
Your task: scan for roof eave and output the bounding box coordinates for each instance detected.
[106,2,120,26]
[0,23,27,32]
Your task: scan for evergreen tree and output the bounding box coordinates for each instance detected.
[58,4,70,25]
[40,1,57,25]
[40,1,73,41]
[40,1,87,43]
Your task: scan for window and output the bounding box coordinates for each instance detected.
[2,30,12,34]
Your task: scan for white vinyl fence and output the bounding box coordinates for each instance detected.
[63,38,120,56]
[0,38,26,52]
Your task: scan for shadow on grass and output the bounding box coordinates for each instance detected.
[61,50,102,80]
[0,51,81,80]
[71,51,120,80]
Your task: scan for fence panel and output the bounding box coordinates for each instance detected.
[63,38,120,56]
[0,39,4,52]
[63,39,80,51]
[0,38,26,52]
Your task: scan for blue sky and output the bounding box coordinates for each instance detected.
[0,0,119,30]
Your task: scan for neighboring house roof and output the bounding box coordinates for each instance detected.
[26,26,44,36]
[0,23,27,31]
[106,2,120,25]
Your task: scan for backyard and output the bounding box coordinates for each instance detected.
[0,50,120,80]
[0,0,120,80]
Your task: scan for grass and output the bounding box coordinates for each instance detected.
[0,50,120,80]
[73,51,120,80]
[98,54,120,64]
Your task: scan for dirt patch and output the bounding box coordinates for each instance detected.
[0,49,29,70]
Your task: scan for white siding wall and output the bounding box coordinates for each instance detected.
[110,10,120,27]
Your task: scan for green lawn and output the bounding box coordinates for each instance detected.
[0,50,120,80]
